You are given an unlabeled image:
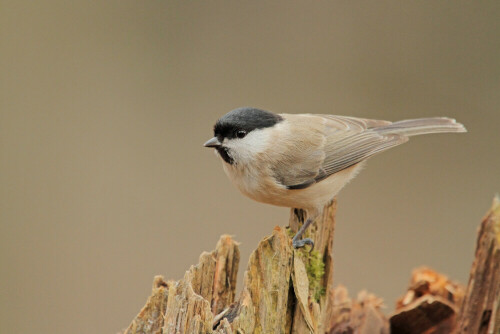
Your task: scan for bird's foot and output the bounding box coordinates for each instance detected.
[292,237,314,252]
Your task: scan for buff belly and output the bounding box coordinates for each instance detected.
[222,160,364,211]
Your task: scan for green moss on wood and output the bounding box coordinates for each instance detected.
[297,249,325,302]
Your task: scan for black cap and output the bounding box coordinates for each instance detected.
[214,107,283,140]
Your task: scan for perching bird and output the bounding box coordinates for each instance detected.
[204,107,466,250]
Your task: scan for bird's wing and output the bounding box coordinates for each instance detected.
[316,114,392,131]
[278,114,407,189]
[268,115,327,189]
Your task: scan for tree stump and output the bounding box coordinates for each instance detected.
[389,267,465,334]
[455,196,500,334]
[121,197,500,334]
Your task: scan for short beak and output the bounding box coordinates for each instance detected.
[203,137,221,148]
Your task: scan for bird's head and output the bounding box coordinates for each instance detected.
[204,107,283,165]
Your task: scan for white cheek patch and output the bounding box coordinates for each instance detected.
[225,128,272,164]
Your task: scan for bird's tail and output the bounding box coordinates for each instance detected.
[374,117,467,137]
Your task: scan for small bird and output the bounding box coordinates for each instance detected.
[204,107,466,250]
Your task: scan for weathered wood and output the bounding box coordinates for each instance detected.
[287,200,337,333]
[327,285,389,334]
[391,295,456,334]
[190,235,240,315]
[124,235,239,334]
[124,276,170,334]
[227,226,293,333]
[456,196,500,334]
[122,196,500,334]
[390,267,465,334]
[123,201,341,334]
[223,200,338,333]
[395,267,464,310]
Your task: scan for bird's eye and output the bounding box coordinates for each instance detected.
[236,130,247,139]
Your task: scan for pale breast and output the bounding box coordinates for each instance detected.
[222,160,281,203]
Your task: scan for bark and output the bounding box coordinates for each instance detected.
[327,286,389,334]
[123,200,361,334]
[121,196,500,334]
[390,267,465,334]
[456,196,500,334]
[124,235,240,334]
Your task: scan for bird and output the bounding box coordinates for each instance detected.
[204,107,466,250]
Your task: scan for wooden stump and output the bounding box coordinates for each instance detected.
[389,267,465,334]
[456,196,500,334]
[121,197,500,334]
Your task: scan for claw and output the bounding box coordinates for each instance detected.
[292,237,314,252]
[291,216,316,252]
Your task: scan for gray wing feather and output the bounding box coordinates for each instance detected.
[283,115,465,189]
[319,132,407,178]
[374,117,466,136]
[317,114,391,130]
[285,115,404,189]
[311,115,407,179]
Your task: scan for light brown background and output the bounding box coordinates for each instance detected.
[1,1,499,333]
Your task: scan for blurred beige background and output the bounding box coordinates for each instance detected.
[1,1,499,333]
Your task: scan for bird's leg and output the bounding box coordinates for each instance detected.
[292,217,315,251]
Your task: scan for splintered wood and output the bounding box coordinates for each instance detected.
[327,286,389,333]
[456,196,500,334]
[390,267,465,334]
[390,196,500,334]
[123,200,340,334]
[124,235,240,334]
[122,197,500,334]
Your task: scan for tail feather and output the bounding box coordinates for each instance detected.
[374,117,467,137]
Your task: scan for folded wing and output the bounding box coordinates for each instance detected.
[278,114,465,190]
